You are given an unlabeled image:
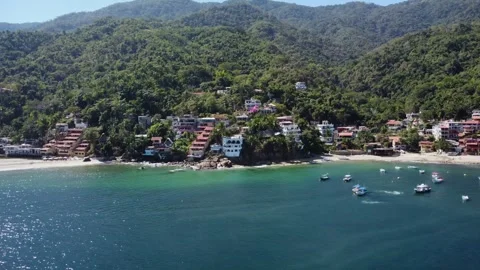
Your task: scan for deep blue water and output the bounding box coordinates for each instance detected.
[1,162,480,269]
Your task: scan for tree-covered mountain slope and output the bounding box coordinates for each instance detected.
[341,22,480,121]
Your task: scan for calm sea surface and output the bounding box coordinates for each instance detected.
[1,162,480,270]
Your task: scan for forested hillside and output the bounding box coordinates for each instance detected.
[3,0,480,60]
[0,17,341,144]
[342,23,480,122]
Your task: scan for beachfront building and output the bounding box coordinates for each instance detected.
[432,119,480,141]
[316,121,335,144]
[143,137,173,160]
[419,141,434,153]
[222,135,243,158]
[336,126,356,143]
[245,98,262,111]
[279,121,302,142]
[188,126,213,159]
[295,82,307,90]
[459,138,480,155]
[4,144,42,158]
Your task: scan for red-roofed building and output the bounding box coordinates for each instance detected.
[387,120,403,131]
[459,138,480,155]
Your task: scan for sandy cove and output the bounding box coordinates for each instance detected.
[325,153,480,166]
[0,158,104,172]
[0,153,479,172]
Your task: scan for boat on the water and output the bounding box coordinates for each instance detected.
[169,168,186,173]
[432,176,444,184]
[343,175,352,182]
[395,166,401,170]
[320,174,329,181]
[414,184,432,194]
[432,172,439,178]
[462,195,470,202]
[380,169,386,173]
[419,170,425,174]
[352,184,367,196]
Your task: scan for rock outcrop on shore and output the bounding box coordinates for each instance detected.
[197,156,233,170]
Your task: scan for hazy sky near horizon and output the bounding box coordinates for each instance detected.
[3,0,404,23]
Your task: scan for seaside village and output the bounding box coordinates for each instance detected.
[2,83,480,166]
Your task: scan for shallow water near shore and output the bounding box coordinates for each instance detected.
[1,162,480,269]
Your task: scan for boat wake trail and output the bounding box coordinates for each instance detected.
[361,200,384,204]
[378,190,403,195]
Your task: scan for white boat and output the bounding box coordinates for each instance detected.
[169,168,186,173]
[395,166,401,170]
[462,195,470,202]
[352,185,367,196]
[432,172,439,178]
[407,166,417,169]
[414,184,431,193]
[320,174,329,181]
[343,175,352,182]
[419,170,425,174]
[380,169,386,173]
[432,176,444,184]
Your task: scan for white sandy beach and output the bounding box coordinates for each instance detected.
[325,153,480,165]
[0,152,479,173]
[0,158,104,172]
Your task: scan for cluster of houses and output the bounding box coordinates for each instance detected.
[0,117,91,158]
[138,112,302,160]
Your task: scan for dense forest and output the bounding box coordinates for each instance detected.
[2,0,480,58]
[1,0,480,157]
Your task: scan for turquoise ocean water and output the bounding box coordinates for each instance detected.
[1,162,480,269]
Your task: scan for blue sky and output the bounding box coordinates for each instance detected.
[3,0,404,23]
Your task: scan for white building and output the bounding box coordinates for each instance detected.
[295,82,307,90]
[316,121,335,144]
[222,135,243,158]
[279,121,302,142]
[74,117,88,129]
[4,144,42,157]
[245,98,262,111]
[171,114,197,132]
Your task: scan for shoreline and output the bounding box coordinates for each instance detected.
[0,153,478,173]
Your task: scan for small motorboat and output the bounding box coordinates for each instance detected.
[414,184,432,194]
[320,174,330,181]
[432,176,444,184]
[343,175,352,182]
[380,169,386,173]
[395,166,401,170]
[432,172,439,178]
[169,168,186,173]
[352,185,367,196]
[408,166,417,169]
[419,170,425,174]
[462,195,470,202]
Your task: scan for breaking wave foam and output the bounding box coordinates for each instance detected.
[378,190,403,195]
